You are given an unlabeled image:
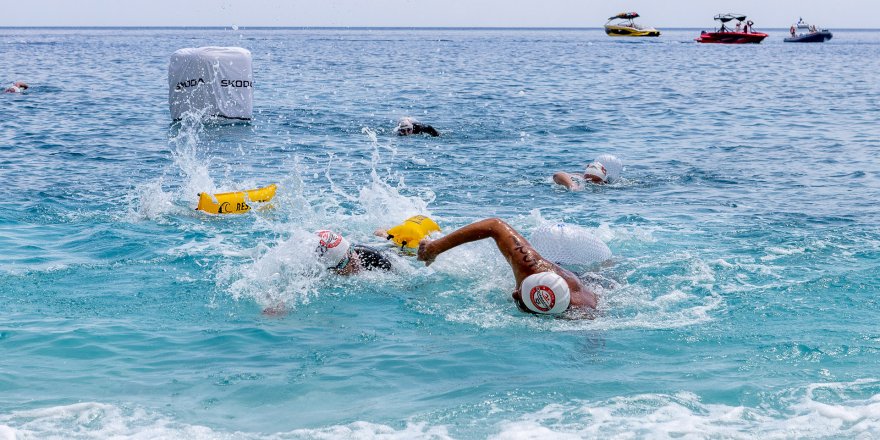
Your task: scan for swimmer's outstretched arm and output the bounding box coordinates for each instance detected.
[421,125,440,137]
[417,218,553,283]
[552,172,581,190]
[418,218,598,310]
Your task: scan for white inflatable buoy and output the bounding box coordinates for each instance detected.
[530,223,612,270]
[594,154,622,183]
[168,47,253,121]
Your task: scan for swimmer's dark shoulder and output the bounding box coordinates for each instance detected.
[352,244,393,271]
[412,123,440,137]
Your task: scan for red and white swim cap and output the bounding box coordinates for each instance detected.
[520,272,571,315]
[315,230,351,269]
[584,161,608,183]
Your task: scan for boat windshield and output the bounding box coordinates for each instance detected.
[795,18,818,30]
[715,14,747,23]
[606,17,642,28]
[609,12,639,20]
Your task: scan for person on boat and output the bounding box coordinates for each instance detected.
[552,154,621,190]
[744,20,753,33]
[417,218,598,315]
[4,81,28,93]
[315,230,393,275]
[790,25,797,37]
[735,21,742,32]
[396,117,440,137]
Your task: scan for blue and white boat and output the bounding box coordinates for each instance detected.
[785,18,833,42]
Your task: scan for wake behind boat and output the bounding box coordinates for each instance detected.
[696,13,768,44]
[785,18,833,42]
[604,12,660,37]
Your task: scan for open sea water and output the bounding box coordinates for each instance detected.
[2,27,880,439]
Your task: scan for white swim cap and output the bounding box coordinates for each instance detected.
[397,117,414,131]
[594,154,622,182]
[520,272,571,315]
[584,161,608,183]
[315,230,351,269]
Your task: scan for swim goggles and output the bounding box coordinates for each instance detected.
[331,251,352,272]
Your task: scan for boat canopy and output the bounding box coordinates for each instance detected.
[609,12,639,20]
[714,13,747,23]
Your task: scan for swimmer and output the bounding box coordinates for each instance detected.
[553,154,621,190]
[4,81,28,94]
[396,117,440,137]
[262,230,394,316]
[315,230,393,275]
[417,218,598,315]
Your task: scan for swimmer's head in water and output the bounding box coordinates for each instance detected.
[397,117,414,135]
[315,230,352,271]
[583,161,608,183]
[13,81,28,90]
[520,272,571,315]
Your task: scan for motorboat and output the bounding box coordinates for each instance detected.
[604,12,660,37]
[695,14,768,44]
[785,18,833,42]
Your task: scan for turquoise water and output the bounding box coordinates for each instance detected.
[2,27,880,438]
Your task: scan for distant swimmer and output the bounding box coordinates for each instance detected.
[315,230,393,275]
[4,81,28,93]
[417,218,598,316]
[553,153,622,190]
[396,117,440,137]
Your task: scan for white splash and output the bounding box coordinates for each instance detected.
[492,380,880,439]
[5,380,880,439]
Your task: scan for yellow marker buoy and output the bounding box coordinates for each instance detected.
[386,215,440,248]
[196,184,277,215]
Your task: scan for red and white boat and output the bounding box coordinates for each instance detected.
[696,14,768,44]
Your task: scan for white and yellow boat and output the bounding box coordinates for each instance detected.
[604,12,661,37]
[196,184,277,215]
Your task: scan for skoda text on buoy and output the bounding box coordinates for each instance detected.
[168,46,254,121]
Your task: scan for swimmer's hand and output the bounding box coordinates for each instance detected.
[417,239,436,266]
[373,228,388,238]
[552,172,581,191]
[262,303,287,317]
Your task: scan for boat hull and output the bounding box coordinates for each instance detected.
[695,31,768,44]
[604,25,660,37]
[784,31,832,43]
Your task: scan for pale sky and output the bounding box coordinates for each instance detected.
[1,0,877,28]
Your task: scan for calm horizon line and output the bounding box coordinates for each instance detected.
[1,25,878,31]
